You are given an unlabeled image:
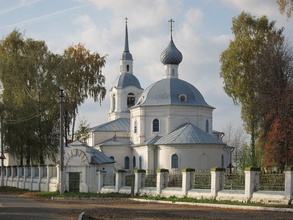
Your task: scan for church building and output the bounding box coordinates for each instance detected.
[87,19,232,173]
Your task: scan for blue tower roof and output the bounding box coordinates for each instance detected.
[121,19,133,60]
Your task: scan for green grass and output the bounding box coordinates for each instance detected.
[137,195,293,209]
[41,191,130,199]
[0,186,130,199]
[0,186,30,194]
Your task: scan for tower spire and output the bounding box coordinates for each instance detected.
[121,17,132,60]
[168,18,174,39]
[124,17,129,52]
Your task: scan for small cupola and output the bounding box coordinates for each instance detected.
[160,19,183,66]
[160,19,183,79]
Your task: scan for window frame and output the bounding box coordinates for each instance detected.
[171,154,179,169]
[127,92,135,107]
[152,118,160,132]
[124,156,130,169]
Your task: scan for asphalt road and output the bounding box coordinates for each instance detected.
[0,195,71,220]
[1,193,293,220]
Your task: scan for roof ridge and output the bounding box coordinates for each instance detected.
[172,123,190,140]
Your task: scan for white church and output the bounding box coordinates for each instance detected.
[86,19,232,173]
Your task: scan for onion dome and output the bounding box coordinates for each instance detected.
[160,19,183,65]
[160,39,183,65]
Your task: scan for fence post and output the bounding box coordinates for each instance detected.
[29,166,32,190]
[182,168,195,195]
[23,166,29,189]
[244,167,261,199]
[210,167,225,198]
[6,166,11,186]
[15,166,21,188]
[37,165,43,191]
[17,166,22,188]
[97,171,106,193]
[46,165,52,192]
[156,169,169,195]
[134,169,146,195]
[284,166,293,201]
[10,166,15,187]
[56,164,60,192]
[115,169,126,192]
[4,166,9,186]
[5,166,10,186]
[12,166,16,188]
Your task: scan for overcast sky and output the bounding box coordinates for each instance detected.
[1,0,292,133]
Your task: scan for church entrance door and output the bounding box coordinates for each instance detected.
[69,172,80,192]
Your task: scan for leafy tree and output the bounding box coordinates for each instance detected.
[75,118,91,143]
[255,37,293,168]
[220,12,287,166]
[222,123,249,170]
[0,30,106,164]
[0,30,60,165]
[55,43,106,144]
[277,0,293,18]
[236,143,263,171]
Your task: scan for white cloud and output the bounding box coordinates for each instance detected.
[0,0,42,15]
[184,8,204,27]
[4,0,292,132]
[220,0,276,15]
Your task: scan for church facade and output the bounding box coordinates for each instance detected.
[87,19,232,173]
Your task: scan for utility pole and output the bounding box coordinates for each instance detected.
[1,115,4,187]
[59,88,65,194]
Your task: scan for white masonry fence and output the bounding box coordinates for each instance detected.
[1,166,293,204]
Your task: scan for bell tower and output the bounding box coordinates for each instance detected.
[108,18,143,121]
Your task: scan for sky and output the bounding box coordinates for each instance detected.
[0,0,292,133]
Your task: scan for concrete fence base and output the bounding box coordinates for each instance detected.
[1,165,293,205]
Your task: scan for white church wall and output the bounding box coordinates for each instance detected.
[157,144,226,171]
[130,107,146,144]
[109,85,143,121]
[130,105,214,145]
[3,153,19,166]
[93,131,128,146]
[93,132,114,145]
[120,86,144,111]
[86,135,93,148]
[96,145,132,170]
[133,146,148,170]
[109,87,117,114]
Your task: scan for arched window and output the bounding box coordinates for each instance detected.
[124,156,130,169]
[133,156,136,168]
[152,119,159,132]
[127,92,135,107]
[112,94,116,112]
[134,120,137,133]
[171,154,179,169]
[127,65,129,72]
[139,156,142,169]
[206,119,209,133]
[221,154,224,167]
